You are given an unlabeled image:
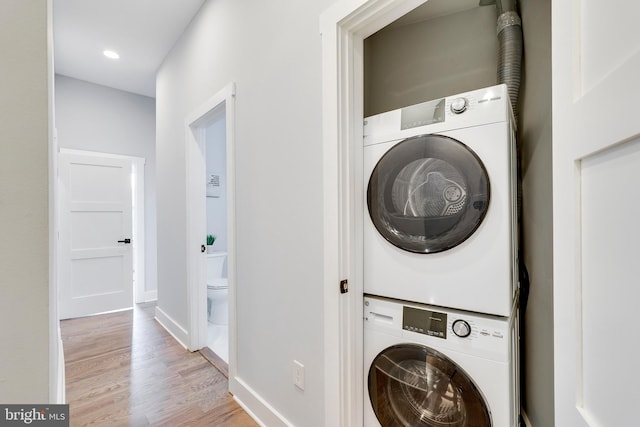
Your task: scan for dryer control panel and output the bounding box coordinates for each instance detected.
[363,84,512,147]
[400,98,445,130]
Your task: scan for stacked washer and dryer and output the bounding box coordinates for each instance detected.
[363,84,520,427]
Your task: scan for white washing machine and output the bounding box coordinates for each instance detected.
[364,295,519,427]
[364,84,517,316]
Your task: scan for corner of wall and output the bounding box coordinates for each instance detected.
[154,306,189,349]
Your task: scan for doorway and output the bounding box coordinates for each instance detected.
[319,1,429,425]
[58,148,146,319]
[184,83,237,379]
[204,111,229,362]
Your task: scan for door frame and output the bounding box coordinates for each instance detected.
[319,1,427,425]
[184,83,236,372]
[551,1,640,425]
[57,148,146,312]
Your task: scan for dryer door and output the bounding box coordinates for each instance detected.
[368,344,491,427]
[367,134,489,253]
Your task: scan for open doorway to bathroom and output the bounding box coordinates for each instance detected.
[204,113,229,363]
[185,83,236,383]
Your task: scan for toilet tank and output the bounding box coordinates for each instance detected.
[207,252,227,280]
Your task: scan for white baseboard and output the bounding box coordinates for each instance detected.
[56,335,65,403]
[143,289,157,302]
[230,377,294,427]
[154,306,188,349]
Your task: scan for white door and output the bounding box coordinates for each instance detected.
[58,151,133,319]
[553,2,640,426]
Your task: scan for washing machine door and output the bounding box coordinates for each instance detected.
[367,134,489,253]
[368,344,491,427]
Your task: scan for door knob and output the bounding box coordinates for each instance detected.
[201,245,206,253]
[117,238,131,244]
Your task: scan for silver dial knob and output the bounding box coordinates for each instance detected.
[450,97,468,114]
[452,319,471,338]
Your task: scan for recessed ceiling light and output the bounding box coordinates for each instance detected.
[103,50,120,60]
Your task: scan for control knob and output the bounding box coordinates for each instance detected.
[452,319,471,338]
[450,97,468,114]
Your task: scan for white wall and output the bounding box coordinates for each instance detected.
[206,114,227,252]
[364,5,497,116]
[54,75,158,295]
[156,0,334,424]
[0,0,52,403]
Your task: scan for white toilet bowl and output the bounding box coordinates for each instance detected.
[207,280,228,325]
[206,252,229,325]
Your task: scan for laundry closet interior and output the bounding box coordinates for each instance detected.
[358,0,550,425]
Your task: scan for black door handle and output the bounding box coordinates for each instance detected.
[201,244,206,253]
[118,238,131,244]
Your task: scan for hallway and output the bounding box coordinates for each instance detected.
[61,303,256,426]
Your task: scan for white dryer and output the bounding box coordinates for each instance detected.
[364,84,517,316]
[364,295,519,427]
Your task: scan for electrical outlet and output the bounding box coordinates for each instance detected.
[293,360,305,391]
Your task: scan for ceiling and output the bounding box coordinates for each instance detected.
[53,0,206,98]
[387,0,485,29]
[52,0,487,99]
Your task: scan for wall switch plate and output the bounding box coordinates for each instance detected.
[293,360,305,391]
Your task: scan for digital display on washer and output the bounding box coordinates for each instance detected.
[400,98,445,130]
[403,306,447,339]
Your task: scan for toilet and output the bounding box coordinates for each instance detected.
[207,251,228,325]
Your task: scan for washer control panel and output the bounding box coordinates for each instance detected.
[403,306,447,339]
[365,295,512,361]
[452,319,471,337]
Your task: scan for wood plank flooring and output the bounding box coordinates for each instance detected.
[199,347,229,380]
[61,303,257,427]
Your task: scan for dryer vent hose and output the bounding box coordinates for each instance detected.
[495,3,525,291]
[496,10,523,121]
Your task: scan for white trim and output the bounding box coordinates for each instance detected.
[56,334,65,403]
[232,378,294,427]
[155,306,189,349]
[184,82,237,399]
[185,123,208,351]
[143,290,158,302]
[319,1,427,425]
[131,159,146,304]
[47,0,61,403]
[232,396,266,427]
[60,148,145,162]
[59,148,147,304]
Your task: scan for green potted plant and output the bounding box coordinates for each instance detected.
[206,234,216,253]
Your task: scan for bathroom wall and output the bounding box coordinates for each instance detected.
[54,75,158,297]
[364,5,497,117]
[0,0,53,402]
[206,112,227,253]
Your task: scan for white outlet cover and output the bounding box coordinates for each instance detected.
[293,360,305,390]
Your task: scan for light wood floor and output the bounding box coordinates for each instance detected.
[60,303,257,427]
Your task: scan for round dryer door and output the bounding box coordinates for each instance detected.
[367,134,490,253]
[368,344,491,427]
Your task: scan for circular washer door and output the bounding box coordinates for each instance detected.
[368,344,491,427]
[367,134,490,253]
